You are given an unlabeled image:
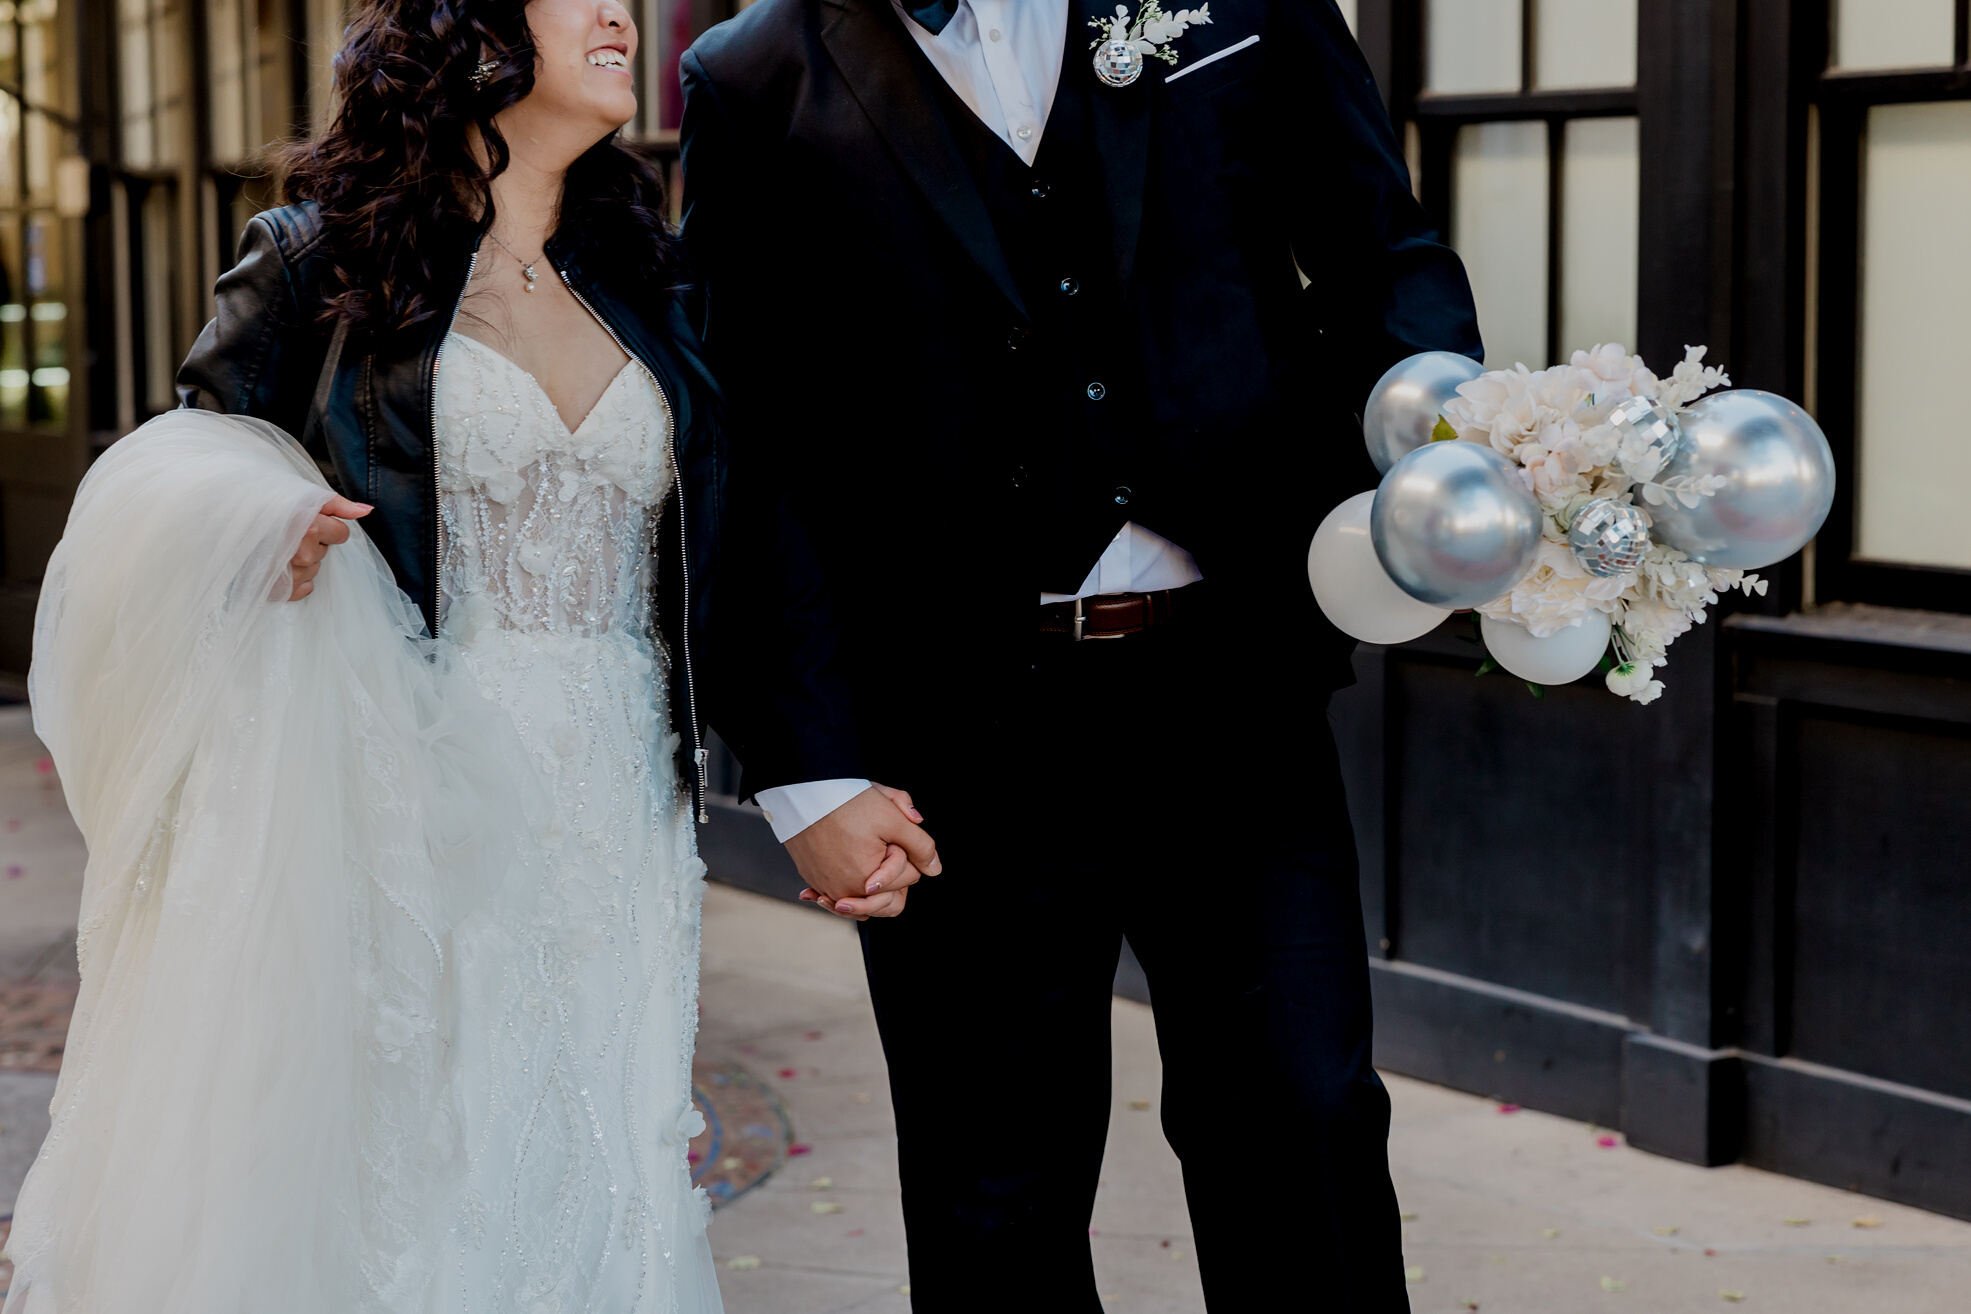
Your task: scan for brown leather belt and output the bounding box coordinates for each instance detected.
[1038,587,1193,641]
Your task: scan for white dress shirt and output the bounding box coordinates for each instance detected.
[757,0,1204,842]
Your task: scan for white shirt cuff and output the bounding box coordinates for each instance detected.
[755,778,873,843]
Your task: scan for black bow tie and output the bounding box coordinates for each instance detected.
[902,0,960,35]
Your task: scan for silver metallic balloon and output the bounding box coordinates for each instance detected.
[1607,394,1683,469]
[1645,390,1836,569]
[1568,498,1651,577]
[1371,441,1542,609]
[1363,351,1485,474]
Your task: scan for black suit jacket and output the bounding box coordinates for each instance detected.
[681,0,1481,797]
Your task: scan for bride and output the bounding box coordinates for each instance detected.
[3,1,921,1310]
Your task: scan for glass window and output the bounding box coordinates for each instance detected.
[1832,0,1955,72]
[208,0,252,165]
[1534,0,1636,90]
[1453,120,1548,370]
[119,0,190,171]
[1853,100,1971,570]
[1427,0,1521,95]
[1559,116,1639,354]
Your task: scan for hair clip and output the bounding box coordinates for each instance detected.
[469,59,500,90]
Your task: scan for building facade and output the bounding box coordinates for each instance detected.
[1342,0,1971,1221]
[2,0,1967,1219]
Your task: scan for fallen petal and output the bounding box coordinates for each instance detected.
[1720,1292,1745,1303]
[1405,1266,1426,1284]
[725,1256,761,1271]
[812,1202,844,1215]
[789,1143,813,1156]
[1600,1276,1626,1292]
[1851,1216,1883,1229]
[810,1177,833,1190]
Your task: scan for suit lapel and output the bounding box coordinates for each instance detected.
[1072,0,1152,293]
[820,0,1027,318]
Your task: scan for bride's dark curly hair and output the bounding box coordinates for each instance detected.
[279,0,679,332]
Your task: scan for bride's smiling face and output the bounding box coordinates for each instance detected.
[518,0,639,141]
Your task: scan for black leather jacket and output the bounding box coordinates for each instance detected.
[177,202,727,814]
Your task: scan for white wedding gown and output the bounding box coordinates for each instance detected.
[3,334,722,1314]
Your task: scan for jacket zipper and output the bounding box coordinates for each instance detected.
[430,248,479,628]
[558,269,709,825]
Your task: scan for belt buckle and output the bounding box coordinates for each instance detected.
[1072,596,1129,642]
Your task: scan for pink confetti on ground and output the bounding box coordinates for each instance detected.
[736,1044,758,1055]
[778,1068,798,1079]
[5,818,18,831]
[1704,1249,1717,1257]
[5,865,21,879]
[788,1144,813,1157]
[804,1030,824,1041]
[1497,1103,1520,1114]
[845,1228,865,1238]
[1597,1135,1620,1148]
[687,1151,701,1165]
[35,757,52,774]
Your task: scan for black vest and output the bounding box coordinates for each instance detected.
[922,53,1151,594]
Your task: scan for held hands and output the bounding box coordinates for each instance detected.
[789,784,941,921]
[289,495,373,600]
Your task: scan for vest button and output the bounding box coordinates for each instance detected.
[1011,465,1029,489]
[1114,486,1132,506]
[1086,381,1106,401]
[1006,325,1030,350]
[1059,277,1079,296]
[1030,181,1051,199]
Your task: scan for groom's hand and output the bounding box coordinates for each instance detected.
[786,784,940,921]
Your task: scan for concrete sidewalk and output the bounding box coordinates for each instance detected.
[3,702,1969,1310]
[696,883,1971,1314]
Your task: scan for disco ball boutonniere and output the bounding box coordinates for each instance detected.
[1089,1,1212,88]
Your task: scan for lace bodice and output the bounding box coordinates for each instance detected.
[436,331,674,643]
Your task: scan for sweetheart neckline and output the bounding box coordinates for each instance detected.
[445,331,646,437]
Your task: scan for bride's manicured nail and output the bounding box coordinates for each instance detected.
[907,809,924,822]
[865,879,883,894]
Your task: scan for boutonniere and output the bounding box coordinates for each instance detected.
[1088,2,1213,88]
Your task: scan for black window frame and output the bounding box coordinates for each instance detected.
[1393,0,1641,372]
[1811,0,1971,614]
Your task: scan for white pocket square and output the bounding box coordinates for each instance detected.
[1164,33,1261,84]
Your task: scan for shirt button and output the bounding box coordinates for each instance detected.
[989,27,1002,40]
[1114,486,1132,506]
[1086,381,1105,400]
[1059,277,1079,296]
[1016,125,1033,141]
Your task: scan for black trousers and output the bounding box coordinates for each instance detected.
[858,611,1410,1311]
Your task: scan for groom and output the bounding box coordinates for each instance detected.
[682,0,1478,1307]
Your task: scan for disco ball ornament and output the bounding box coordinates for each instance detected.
[1362,350,1486,474]
[1370,441,1542,609]
[1093,39,1146,87]
[1567,498,1651,578]
[1645,389,1836,569]
[1607,394,1683,472]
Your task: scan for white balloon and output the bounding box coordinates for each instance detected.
[1480,611,1613,685]
[1309,492,1453,644]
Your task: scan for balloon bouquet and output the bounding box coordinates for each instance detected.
[1309,344,1835,704]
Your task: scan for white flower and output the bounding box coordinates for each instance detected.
[1477,540,1622,637]
[677,1107,707,1142]
[1605,662,1665,704]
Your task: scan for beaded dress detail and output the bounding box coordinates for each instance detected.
[434,332,722,1314]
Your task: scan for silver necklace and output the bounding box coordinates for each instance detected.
[484,229,543,292]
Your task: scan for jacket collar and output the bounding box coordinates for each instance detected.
[1071,0,1151,293]
[818,0,1153,305]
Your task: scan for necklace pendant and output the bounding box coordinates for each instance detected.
[522,263,537,291]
